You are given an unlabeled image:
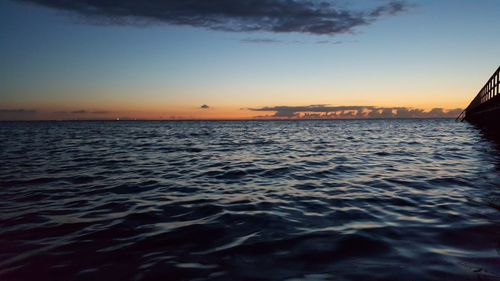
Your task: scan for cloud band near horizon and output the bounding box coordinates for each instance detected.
[14,0,411,35]
[248,105,463,118]
[0,105,463,120]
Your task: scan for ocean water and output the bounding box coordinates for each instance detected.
[0,119,499,281]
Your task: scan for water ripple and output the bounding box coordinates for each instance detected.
[0,120,499,281]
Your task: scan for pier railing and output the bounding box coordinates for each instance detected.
[458,66,500,121]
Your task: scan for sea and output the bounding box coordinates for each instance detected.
[0,119,499,281]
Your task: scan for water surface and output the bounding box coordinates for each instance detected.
[0,120,499,280]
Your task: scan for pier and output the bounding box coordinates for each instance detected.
[457,66,500,128]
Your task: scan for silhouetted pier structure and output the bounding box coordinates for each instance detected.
[457,66,500,128]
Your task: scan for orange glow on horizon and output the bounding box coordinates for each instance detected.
[0,104,466,120]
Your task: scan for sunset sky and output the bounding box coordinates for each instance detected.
[1,0,499,120]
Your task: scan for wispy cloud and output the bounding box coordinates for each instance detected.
[315,40,342,45]
[53,110,110,115]
[240,38,284,44]
[0,109,36,114]
[248,105,462,119]
[15,0,412,36]
[0,109,37,120]
[91,110,111,114]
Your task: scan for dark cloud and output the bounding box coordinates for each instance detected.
[14,0,411,36]
[369,1,409,17]
[394,107,425,118]
[200,104,210,109]
[248,105,462,119]
[441,108,463,117]
[249,105,375,117]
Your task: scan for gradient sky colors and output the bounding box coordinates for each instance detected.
[1,0,500,120]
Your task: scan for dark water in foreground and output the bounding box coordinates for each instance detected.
[0,120,499,281]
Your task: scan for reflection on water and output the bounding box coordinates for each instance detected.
[0,120,499,281]
[477,125,500,161]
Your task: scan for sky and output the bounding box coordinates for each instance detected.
[1,0,499,120]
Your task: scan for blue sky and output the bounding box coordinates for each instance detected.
[1,0,499,119]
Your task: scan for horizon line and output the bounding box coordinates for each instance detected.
[0,117,459,122]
